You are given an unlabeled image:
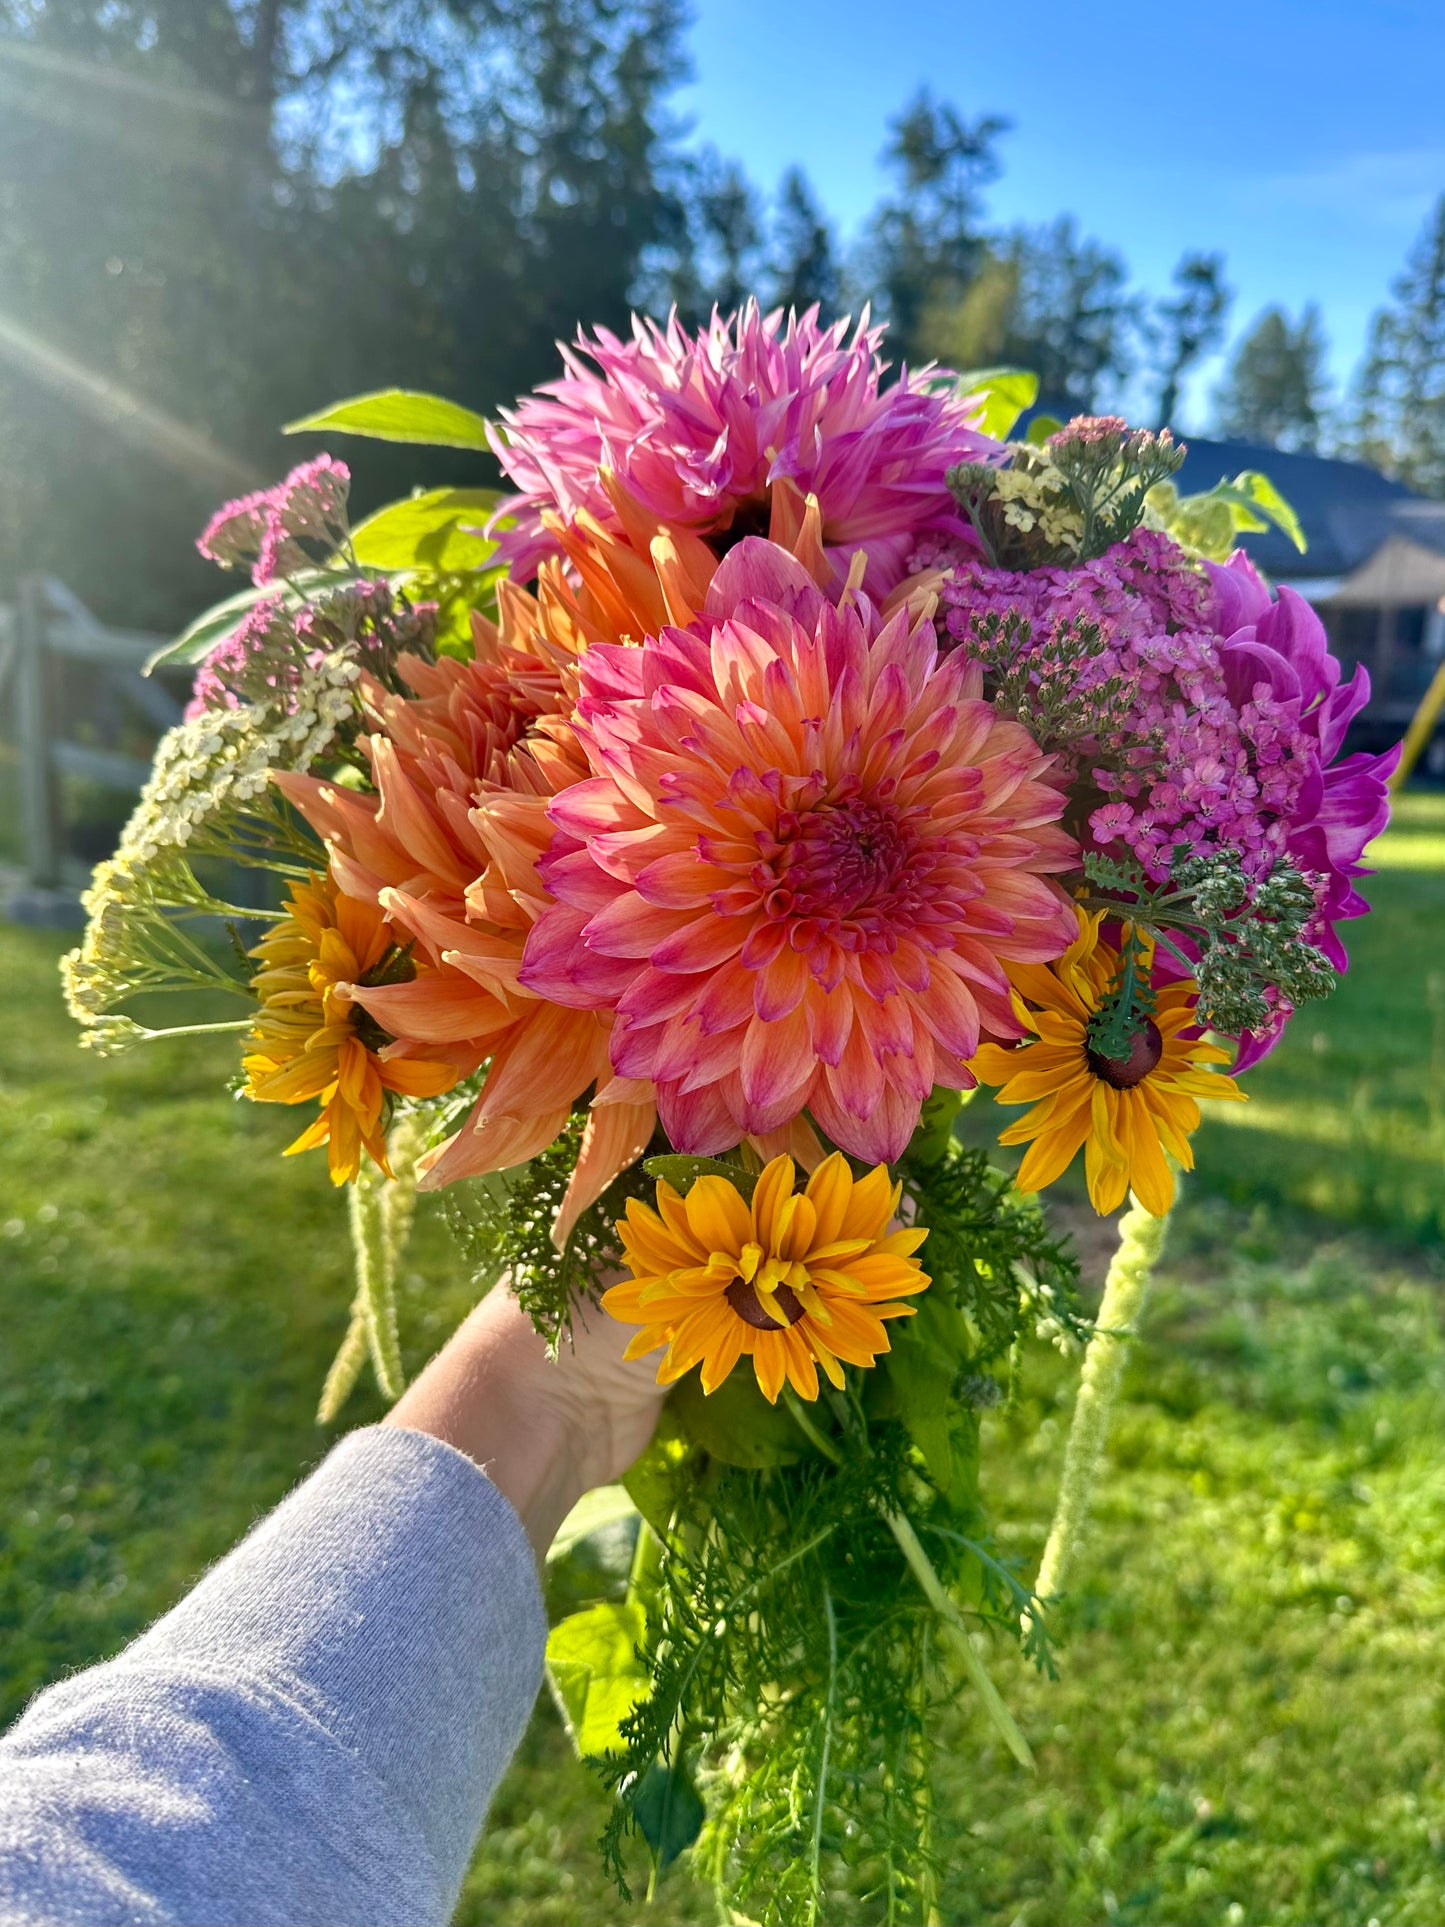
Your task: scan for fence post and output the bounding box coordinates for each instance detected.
[16,574,60,890]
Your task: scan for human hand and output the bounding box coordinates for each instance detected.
[383,1279,666,1560]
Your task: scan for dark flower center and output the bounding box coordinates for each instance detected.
[726,1276,805,1329]
[1087,1019,1163,1090]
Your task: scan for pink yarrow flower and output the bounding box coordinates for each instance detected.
[933,531,1398,1066]
[198,455,351,588]
[489,301,1000,594]
[520,538,1079,1162]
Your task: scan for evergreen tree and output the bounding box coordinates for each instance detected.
[864,90,1008,363]
[0,0,689,625]
[768,168,840,319]
[1347,196,1445,494]
[1148,250,1231,430]
[1212,305,1329,451]
[922,217,1134,410]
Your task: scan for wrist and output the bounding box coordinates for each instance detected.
[381,1290,588,1560]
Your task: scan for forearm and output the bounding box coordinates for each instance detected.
[0,1427,545,1927]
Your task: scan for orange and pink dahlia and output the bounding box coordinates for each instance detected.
[490,301,999,595]
[520,538,1079,1162]
[273,620,655,1226]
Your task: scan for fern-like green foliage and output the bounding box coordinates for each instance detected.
[567,1139,1082,1924]
[439,1106,663,1347]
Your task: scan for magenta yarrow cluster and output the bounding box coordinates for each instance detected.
[930,529,1396,1053]
[197,455,351,588]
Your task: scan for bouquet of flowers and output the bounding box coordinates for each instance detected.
[64,304,1397,1922]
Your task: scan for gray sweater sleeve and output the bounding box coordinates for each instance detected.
[0,1425,547,1927]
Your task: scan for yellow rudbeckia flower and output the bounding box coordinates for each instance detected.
[971,908,1245,1217]
[604,1152,930,1403]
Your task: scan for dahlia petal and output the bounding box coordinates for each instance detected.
[550,1095,656,1249]
[739,1007,815,1110]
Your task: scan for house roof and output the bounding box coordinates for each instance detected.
[1171,437,1421,581]
[1320,533,1445,606]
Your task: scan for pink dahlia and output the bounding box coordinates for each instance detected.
[489,302,999,595]
[520,539,1078,1162]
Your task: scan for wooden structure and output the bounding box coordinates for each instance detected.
[1,577,176,924]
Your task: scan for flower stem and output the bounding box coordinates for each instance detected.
[1030,1190,1172,1616]
[885,1507,1034,1770]
[330,1113,431,1415]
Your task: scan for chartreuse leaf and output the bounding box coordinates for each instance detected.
[1225,470,1306,551]
[956,366,1039,440]
[1026,412,1064,446]
[351,488,502,573]
[546,1600,649,1757]
[622,1410,694,1536]
[669,1364,808,1468]
[1148,468,1306,561]
[643,1154,757,1202]
[284,388,493,449]
[631,1756,705,1871]
[547,1483,639,1566]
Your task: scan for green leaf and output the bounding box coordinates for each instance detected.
[955,366,1039,441]
[1225,470,1307,553]
[886,1318,957,1492]
[622,1411,694,1537]
[351,487,502,573]
[546,1600,649,1758]
[642,1155,757,1202]
[547,1484,639,1566]
[144,570,339,672]
[630,1756,705,1872]
[669,1363,808,1468]
[284,388,494,450]
[1025,413,1064,447]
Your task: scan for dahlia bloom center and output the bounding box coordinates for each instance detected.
[766,792,930,931]
[522,538,1080,1162]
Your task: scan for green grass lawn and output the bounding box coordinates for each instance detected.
[1,795,1443,1925]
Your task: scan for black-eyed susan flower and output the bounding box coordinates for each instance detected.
[243,871,461,1184]
[970,908,1245,1217]
[603,1152,929,1403]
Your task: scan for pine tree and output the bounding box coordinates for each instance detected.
[1347,196,1445,494]
[922,217,1135,411]
[1148,251,1231,430]
[864,90,1008,364]
[1212,306,1329,451]
[768,168,840,319]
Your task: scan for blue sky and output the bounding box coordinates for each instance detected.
[677,0,1445,427]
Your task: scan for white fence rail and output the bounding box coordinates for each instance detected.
[1,577,177,922]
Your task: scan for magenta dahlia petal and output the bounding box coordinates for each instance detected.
[490,301,1001,593]
[1204,551,1274,637]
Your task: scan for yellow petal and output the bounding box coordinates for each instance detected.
[686,1175,754,1255]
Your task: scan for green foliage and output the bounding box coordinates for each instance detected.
[1148,467,1306,562]
[642,1152,757,1200]
[350,488,502,571]
[1213,304,1330,453]
[630,1757,706,1872]
[1345,194,1445,494]
[930,222,1135,414]
[1081,844,1336,1038]
[440,1110,660,1348]
[547,1600,651,1756]
[897,1141,1087,1366]
[539,1135,1081,1921]
[956,366,1039,440]
[286,389,495,450]
[666,1368,807,1469]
